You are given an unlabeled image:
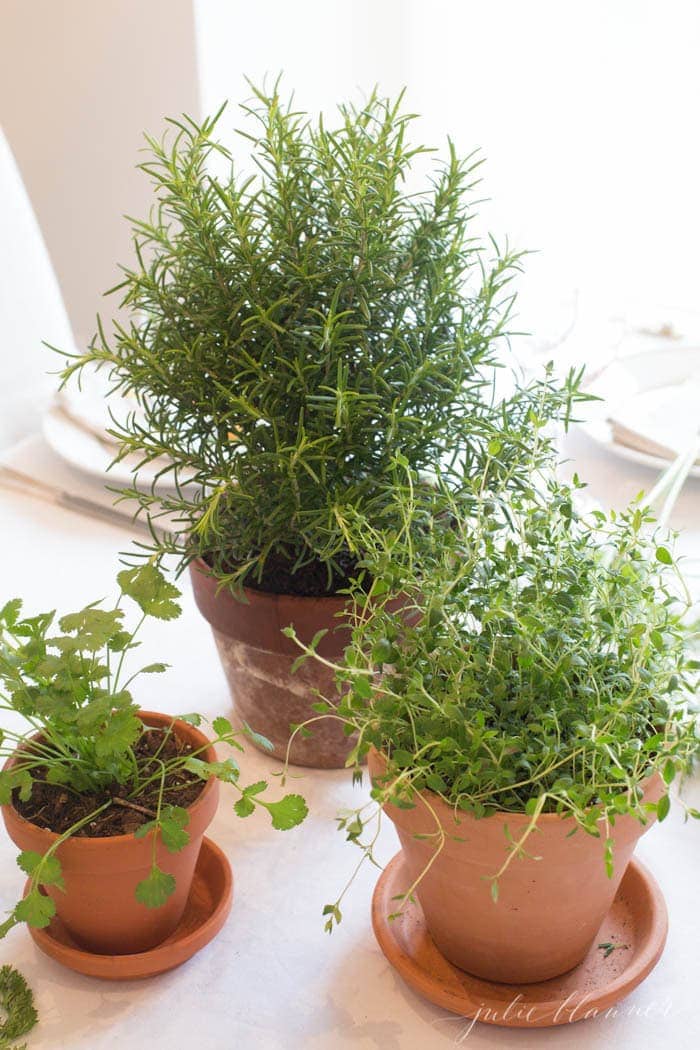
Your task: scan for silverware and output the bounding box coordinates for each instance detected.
[0,463,166,539]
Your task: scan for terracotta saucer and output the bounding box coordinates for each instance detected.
[372,852,667,1028]
[26,837,233,980]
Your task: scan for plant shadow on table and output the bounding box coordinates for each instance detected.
[23,953,190,1046]
[308,963,406,1050]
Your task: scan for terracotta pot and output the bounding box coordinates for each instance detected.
[2,711,220,956]
[189,558,357,768]
[369,749,664,983]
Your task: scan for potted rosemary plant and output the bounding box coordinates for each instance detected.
[0,563,306,964]
[57,83,579,768]
[286,470,699,984]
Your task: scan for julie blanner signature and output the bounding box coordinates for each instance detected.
[435,993,674,1041]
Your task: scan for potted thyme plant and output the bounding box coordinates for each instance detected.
[0,563,306,963]
[285,469,699,984]
[57,82,580,768]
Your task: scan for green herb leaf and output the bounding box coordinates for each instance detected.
[212,716,233,737]
[135,866,176,908]
[117,564,182,620]
[15,890,56,929]
[17,852,64,890]
[234,796,255,818]
[94,709,142,760]
[0,598,22,627]
[159,806,190,853]
[206,758,240,783]
[0,964,38,1040]
[178,712,203,726]
[264,793,308,830]
[662,760,676,786]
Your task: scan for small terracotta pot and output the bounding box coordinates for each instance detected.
[189,558,356,768]
[369,749,664,984]
[2,711,220,956]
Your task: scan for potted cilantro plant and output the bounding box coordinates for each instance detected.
[57,83,579,768]
[285,470,699,983]
[0,563,306,962]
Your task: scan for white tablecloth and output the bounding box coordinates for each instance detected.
[0,427,698,1050]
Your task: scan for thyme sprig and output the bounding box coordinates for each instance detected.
[285,462,699,927]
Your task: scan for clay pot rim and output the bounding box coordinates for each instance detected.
[189,555,353,608]
[1,710,217,849]
[368,747,662,826]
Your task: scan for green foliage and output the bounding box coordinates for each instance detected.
[117,565,181,619]
[286,466,699,918]
[0,563,307,939]
[262,793,309,830]
[16,852,64,889]
[58,81,584,590]
[14,890,56,930]
[135,865,176,908]
[0,965,38,1048]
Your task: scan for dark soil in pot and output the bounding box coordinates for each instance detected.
[205,547,363,597]
[2,712,220,955]
[12,726,205,837]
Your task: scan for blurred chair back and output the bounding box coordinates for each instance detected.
[0,126,74,449]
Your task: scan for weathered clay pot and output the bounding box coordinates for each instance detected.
[369,749,664,983]
[2,711,220,956]
[189,558,357,768]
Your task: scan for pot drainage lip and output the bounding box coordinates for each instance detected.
[372,851,667,1028]
[26,836,233,980]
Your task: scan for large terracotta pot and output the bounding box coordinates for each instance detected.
[189,558,356,768]
[2,711,219,955]
[369,750,664,983]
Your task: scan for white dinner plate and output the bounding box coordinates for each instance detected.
[580,346,700,478]
[42,405,188,494]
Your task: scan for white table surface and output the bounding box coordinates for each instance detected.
[0,427,698,1050]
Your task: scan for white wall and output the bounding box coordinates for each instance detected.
[195,0,409,137]
[0,0,200,348]
[195,0,700,344]
[3,1,697,357]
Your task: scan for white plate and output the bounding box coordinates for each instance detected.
[580,346,700,478]
[42,406,187,493]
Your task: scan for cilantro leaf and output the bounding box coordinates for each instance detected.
[211,758,241,782]
[264,793,308,830]
[56,606,125,652]
[234,796,255,818]
[212,716,233,737]
[117,565,181,620]
[0,598,22,626]
[177,712,202,726]
[133,820,157,840]
[135,866,176,908]
[94,709,142,760]
[15,890,56,929]
[16,853,64,890]
[159,806,190,853]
